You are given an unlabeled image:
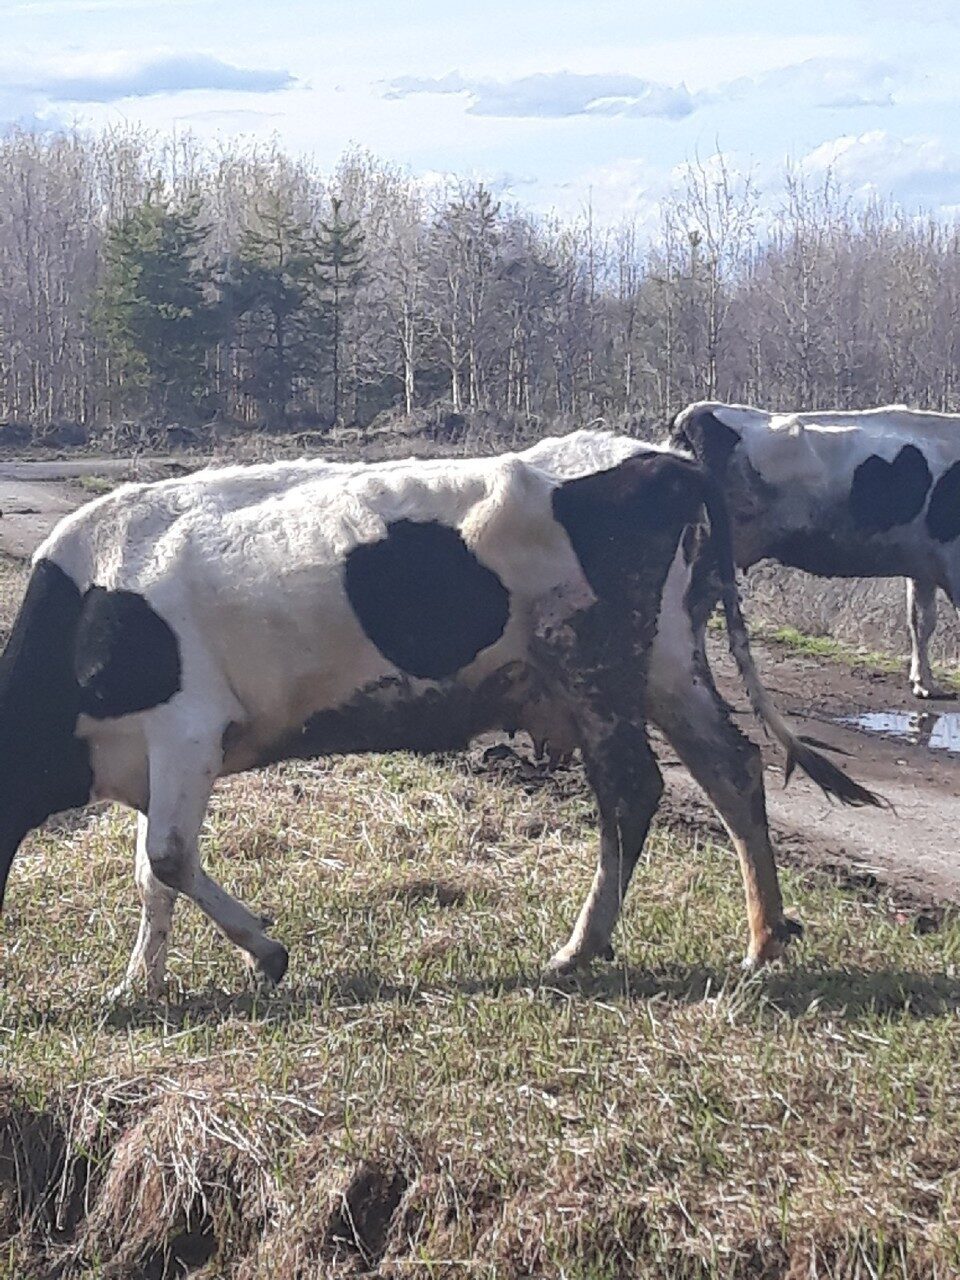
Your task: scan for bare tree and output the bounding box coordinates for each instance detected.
[673,152,759,399]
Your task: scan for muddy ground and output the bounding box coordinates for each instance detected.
[678,642,960,910]
[3,458,957,914]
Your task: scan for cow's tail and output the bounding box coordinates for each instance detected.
[701,478,883,808]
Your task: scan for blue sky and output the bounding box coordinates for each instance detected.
[2,0,960,221]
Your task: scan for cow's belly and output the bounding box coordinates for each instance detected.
[217,585,595,774]
[215,600,527,745]
[223,675,504,770]
[762,527,930,580]
[219,652,580,775]
[76,659,537,804]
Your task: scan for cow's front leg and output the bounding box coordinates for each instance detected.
[142,718,288,991]
[109,814,178,1001]
[547,725,663,975]
[907,579,953,699]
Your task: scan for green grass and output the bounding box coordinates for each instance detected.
[75,474,121,497]
[709,609,960,692]
[0,752,958,1278]
[765,624,960,692]
[766,624,902,671]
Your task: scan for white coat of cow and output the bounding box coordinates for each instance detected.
[0,435,877,997]
[671,401,960,699]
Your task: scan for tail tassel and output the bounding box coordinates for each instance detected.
[783,740,885,809]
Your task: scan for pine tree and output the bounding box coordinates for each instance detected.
[98,192,216,421]
[315,196,365,425]
[222,198,326,426]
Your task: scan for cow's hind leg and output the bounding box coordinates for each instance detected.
[530,582,665,975]
[109,814,178,1000]
[142,719,289,989]
[649,668,800,969]
[547,724,664,975]
[907,579,952,699]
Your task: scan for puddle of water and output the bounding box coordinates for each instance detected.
[839,710,960,753]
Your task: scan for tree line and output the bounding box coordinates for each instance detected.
[2,126,960,435]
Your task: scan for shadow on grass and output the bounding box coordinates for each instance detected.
[102,968,415,1030]
[530,963,960,1020]
[97,960,960,1030]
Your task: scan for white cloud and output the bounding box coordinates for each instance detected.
[851,0,958,21]
[4,0,211,13]
[800,130,960,210]
[383,56,905,127]
[0,90,61,132]
[540,156,667,226]
[172,107,282,131]
[384,70,700,120]
[771,57,898,110]
[0,52,295,106]
[715,57,899,112]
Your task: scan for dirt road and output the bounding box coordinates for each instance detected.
[0,471,88,559]
[684,638,960,907]
[0,458,190,559]
[2,459,957,907]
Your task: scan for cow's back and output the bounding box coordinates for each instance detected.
[40,452,596,733]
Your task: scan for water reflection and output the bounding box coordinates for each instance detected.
[839,710,960,753]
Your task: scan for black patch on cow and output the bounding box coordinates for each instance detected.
[257,671,523,767]
[670,408,741,477]
[0,559,94,907]
[75,586,181,719]
[926,461,960,543]
[768,530,862,577]
[552,451,706,600]
[849,445,932,533]
[769,528,916,579]
[343,519,511,680]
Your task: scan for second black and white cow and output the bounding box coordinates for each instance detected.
[0,439,878,997]
[672,401,960,699]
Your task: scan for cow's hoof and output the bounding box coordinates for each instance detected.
[105,973,167,1005]
[255,943,289,986]
[741,916,803,970]
[544,947,588,977]
[912,680,956,700]
[779,917,804,941]
[544,941,613,976]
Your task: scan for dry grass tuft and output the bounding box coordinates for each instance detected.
[68,1076,280,1276]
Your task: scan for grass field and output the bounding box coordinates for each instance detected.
[0,557,958,1277]
[763,626,960,694]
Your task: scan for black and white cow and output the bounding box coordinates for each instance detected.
[0,438,878,997]
[671,401,960,699]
